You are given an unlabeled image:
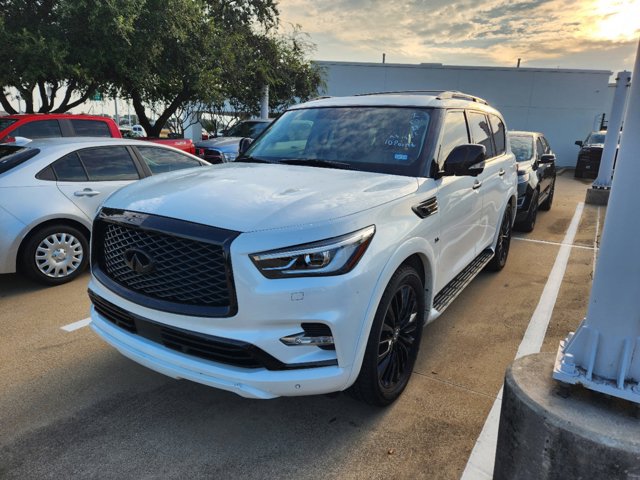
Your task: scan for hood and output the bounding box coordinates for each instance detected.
[105,163,418,232]
[195,137,241,151]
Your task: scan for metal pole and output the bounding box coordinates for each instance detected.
[260,84,269,120]
[114,95,120,126]
[553,39,640,403]
[593,70,631,188]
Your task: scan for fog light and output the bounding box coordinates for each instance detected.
[280,332,335,347]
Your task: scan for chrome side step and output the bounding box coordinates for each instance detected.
[431,249,494,317]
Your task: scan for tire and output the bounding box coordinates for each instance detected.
[515,190,539,233]
[349,265,425,406]
[20,224,89,286]
[486,205,512,272]
[539,179,555,211]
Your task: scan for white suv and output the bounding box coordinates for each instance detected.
[88,91,517,405]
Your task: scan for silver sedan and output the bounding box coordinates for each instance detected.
[0,137,209,285]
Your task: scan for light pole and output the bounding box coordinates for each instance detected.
[554,41,640,402]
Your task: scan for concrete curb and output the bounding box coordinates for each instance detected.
[494,353,640,479]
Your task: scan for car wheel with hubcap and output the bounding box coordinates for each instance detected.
[21,225,89,285]
[349,265,425,406]
[487,205,512,272]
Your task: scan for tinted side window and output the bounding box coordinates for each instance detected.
[136,146,202,174]
[467,112,495,158]
[536,138,545,159]
[439,110,469,164]
[52,153,88,181]
[71,120,111,137]
[489,115,506,155]
[13,120,62,139]
[78,147,140,181]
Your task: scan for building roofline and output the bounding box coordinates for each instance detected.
[313,60,612,75]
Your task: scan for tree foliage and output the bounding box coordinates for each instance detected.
[0,0,324,136]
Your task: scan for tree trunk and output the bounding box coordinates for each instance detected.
[131,89,189,137]
[0,90,17,114]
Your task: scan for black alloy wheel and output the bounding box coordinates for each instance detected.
[487,206,512,271]
[349,265,425,406]
[539,179,555,211]
[515,189,539,232]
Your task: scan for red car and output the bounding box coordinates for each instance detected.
[0,113,195,154]
[0,114,121,142]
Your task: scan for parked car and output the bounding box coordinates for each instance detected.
[0,113,120,142]
[195,119,272,163]
[131,124,147,137]
[0,114,196,154]
[88,90,517,405]
[0,138,208,285]
[574,130,606,179]
[509,131,556,232]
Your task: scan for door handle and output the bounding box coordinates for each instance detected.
[472,180,482,190]
[498,169,506,176]
[74,188,101,197]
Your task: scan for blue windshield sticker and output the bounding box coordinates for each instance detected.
[394,153,409,161]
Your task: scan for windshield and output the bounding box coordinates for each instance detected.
[509,135,534,162]
[245,107,432,177]
[226,121,270,138]
[585,133,605,145]
[0,146,40,174]
[0,118,17,133]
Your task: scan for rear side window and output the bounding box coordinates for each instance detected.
[52,153,88,181]
[0,146,40,174]
[13,120,62,139]
[438,110,469,164]
[467,112,495,158]
[77,147,139,181]
[71,120,111,137]
[136,146,202,174]
[489,115,506,155]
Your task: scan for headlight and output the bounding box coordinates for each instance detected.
[222,152,238,162]
[250,225,376,278]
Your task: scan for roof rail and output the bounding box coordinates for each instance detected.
[354,90,489,105]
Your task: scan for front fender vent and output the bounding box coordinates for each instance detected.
[412,197,438,219]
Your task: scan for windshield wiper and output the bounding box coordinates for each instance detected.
[280,158,352,170]
[235,155,275,164]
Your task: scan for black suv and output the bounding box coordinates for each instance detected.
[509,131,556,232]
[574,131,606,179]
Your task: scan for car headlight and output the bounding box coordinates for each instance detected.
[250,225,376,278]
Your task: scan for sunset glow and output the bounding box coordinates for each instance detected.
[591,0,640,41]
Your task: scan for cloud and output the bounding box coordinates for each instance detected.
[277,0,639,72]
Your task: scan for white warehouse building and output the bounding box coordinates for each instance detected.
[315,61,613,167]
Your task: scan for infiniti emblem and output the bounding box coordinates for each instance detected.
[123,248,155,274]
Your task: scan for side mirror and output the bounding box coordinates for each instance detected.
[443,144,486,177]
[540,153,555,164]
[575,140,583,147]
[239,137,253,156]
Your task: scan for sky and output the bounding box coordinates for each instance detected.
[277,0,640,75]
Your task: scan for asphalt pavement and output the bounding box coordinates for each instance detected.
[0,171,600,479]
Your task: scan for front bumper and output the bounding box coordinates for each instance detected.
[91,308,350,399]
[88,238,379,398]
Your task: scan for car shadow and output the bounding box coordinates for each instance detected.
[0,271,90,301]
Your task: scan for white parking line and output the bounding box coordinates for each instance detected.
[513,236,595,250]
[61,317,91,332]
[461,202,585,480]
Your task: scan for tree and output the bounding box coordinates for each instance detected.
[0,0,140,114]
